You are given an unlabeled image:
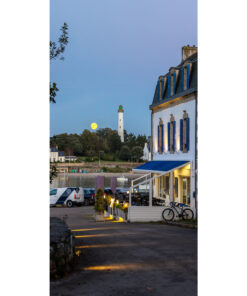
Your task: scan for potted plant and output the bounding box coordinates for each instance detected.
[94,188,105,222]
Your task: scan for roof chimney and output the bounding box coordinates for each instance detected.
[182,45,197,61]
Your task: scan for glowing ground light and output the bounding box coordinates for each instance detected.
[91,122,98,130]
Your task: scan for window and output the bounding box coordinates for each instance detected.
[158,118,164,154]
[168,114,176,153]
[165,176,170,195]
[181,64,191,91]
[50,189,57,196]
[180,111,190,152]
[169,71,177,97]
[174,177,178,198]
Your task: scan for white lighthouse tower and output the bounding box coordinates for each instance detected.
[118,105,124,142]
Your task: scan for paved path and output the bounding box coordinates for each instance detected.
[50,206,197,296]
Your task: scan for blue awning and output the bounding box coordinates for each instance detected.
[133,161,190,173]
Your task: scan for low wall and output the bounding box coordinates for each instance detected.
[128,206,195,222]
[53,161,142,173]
[50,217,75,279]
[128,206,166,222]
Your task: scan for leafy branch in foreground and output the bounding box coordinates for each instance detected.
[50,83,59,104]
[50,165,58,184]
[50,22,69,61]
[50,22,69,103]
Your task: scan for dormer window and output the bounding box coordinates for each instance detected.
[158,118,164,154]
[181,63,191,91]
[167,71,177,98]
[168,114,176,153]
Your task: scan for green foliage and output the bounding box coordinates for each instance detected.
[131,146,143,162]
[50,23,69,61]
[50,166,57,184]
[119,145,130,161]
[50,128,148,161]
[50,22,69,103]
[50,83,59,104]
[94,188,105,213]
[106,196,112,206]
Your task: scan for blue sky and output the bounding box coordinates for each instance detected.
[50,0,197,137]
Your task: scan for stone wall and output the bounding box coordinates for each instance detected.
[50,217,75,279]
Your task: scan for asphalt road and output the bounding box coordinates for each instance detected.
[50,206,197,296]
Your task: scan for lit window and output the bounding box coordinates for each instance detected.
[168,114,176,153]
[180,111,190,152]
[158,118,164,154]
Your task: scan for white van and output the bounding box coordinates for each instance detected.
[50,187,84,207]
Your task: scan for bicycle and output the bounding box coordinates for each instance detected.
[162,202,194,222]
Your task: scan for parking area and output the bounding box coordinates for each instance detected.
[50,206,197,296]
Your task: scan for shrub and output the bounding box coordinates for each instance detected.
[94,188,105,213]
[106,196,112,206]
[102,167,108,172]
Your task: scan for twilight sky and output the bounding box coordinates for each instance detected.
[50,0,197,137]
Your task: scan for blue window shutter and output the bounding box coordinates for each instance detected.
[173,72,176,95]
[180,68,184,91]
[161,124,164,152]
[180,119,183,151]
[186,64,190,89]
[157,125,160,151]
[173,121,176,151]
[168,122,170,151]
[167,75,171,97]
[186,118,190,151]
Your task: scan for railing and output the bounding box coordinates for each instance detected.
[132,173,151,186]
[128,171,169,207]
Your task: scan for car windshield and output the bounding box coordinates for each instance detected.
[50,189,57,195]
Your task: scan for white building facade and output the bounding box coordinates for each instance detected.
[50,147,65,163]
[128,46,197,222]
[142,143,151,161]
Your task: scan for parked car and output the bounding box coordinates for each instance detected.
[83,188,95,206]
[50,187,84,208]
[104,188,114,197]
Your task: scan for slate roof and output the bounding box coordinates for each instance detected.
[50,147,58,152]
[150,52,197,109]
[58,151,65,156]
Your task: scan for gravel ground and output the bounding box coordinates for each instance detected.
[50,206,197,296]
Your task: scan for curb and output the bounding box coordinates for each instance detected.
[164,222,197,229]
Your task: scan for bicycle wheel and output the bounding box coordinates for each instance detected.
[182,209,194,220]
[162,208,174,222]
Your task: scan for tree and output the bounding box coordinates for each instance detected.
[136,135,148,148]
[125,133,136,150]
[80,130,97,156]
[50,22,69,61]
[108,131,121,153]
[50,23,69,103]
[131,146,143,162]
[119,145,131,161]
